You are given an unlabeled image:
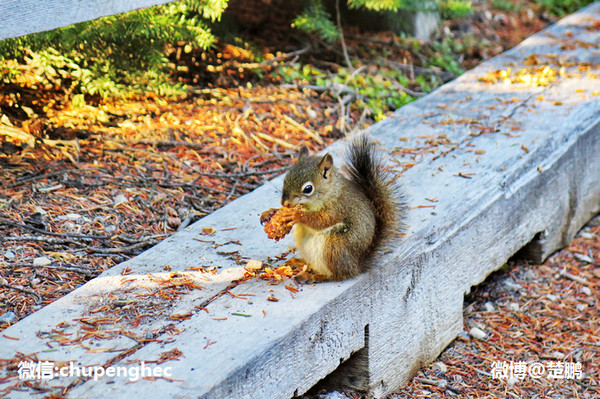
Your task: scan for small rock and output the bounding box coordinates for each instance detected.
[503,279,523,291]
[0,311,16,324]
[581,286,592,296]
[34,206,48,215]
[432,362,448,375]
[32,305,42,311]
[436,379,448,388]
[306,108,318,119]
[58,213,82,222]
[62,221,76,231]
[506,376,518,388]
[33,256,52,266]
[4,251,15,260]
[576,303,586,312]
[484,302,495,312]
[508,302,520,312]
[494,13,507,23]
[573,253,593,263]
[66,213,83,221]
[525,8,535,20]
[318,391,351,399]
[469,327,487,340]
[112,194,129,206]
[458,331,470,341]
[318,391,350,399]
[579,232,594,239]
[546,293,559,302]
[523,269,537,281]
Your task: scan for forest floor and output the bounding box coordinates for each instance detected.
[390,215,600,398]
[0,0,599,398]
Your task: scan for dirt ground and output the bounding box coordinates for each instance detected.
[390,215,600,398]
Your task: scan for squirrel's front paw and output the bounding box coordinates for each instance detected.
[260,208,279,225]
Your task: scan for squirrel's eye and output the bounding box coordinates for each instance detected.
[301,182,314,196]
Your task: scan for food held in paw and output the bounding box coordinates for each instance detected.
[262,206,299,241]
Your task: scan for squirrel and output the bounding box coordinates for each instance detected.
[262,135,405,280]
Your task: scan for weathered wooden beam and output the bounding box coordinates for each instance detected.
[0,0,176,41]
[1,3,599,399]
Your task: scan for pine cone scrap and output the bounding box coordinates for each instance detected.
[260,206,299,241]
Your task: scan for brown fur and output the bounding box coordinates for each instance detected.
[281,135,405,280]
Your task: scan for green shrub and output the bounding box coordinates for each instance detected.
[491,0,521,12]
[293,0,340,42]
[440,0,473,19]
[0,0,227,98]
[534,0,595,15]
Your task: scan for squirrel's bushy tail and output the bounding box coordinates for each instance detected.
[345,135,405,250]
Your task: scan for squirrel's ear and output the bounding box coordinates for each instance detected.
[298,146,310,159]
[318,153,333,179]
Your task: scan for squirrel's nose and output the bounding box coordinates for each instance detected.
[281,191,290,207]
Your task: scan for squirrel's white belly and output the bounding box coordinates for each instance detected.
[293,223,341,276]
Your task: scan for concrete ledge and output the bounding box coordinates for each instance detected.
[0,0,176,41]
[2,3,600,398]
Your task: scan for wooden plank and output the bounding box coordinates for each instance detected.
[0,0,176,40]
[1,4,600,398]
